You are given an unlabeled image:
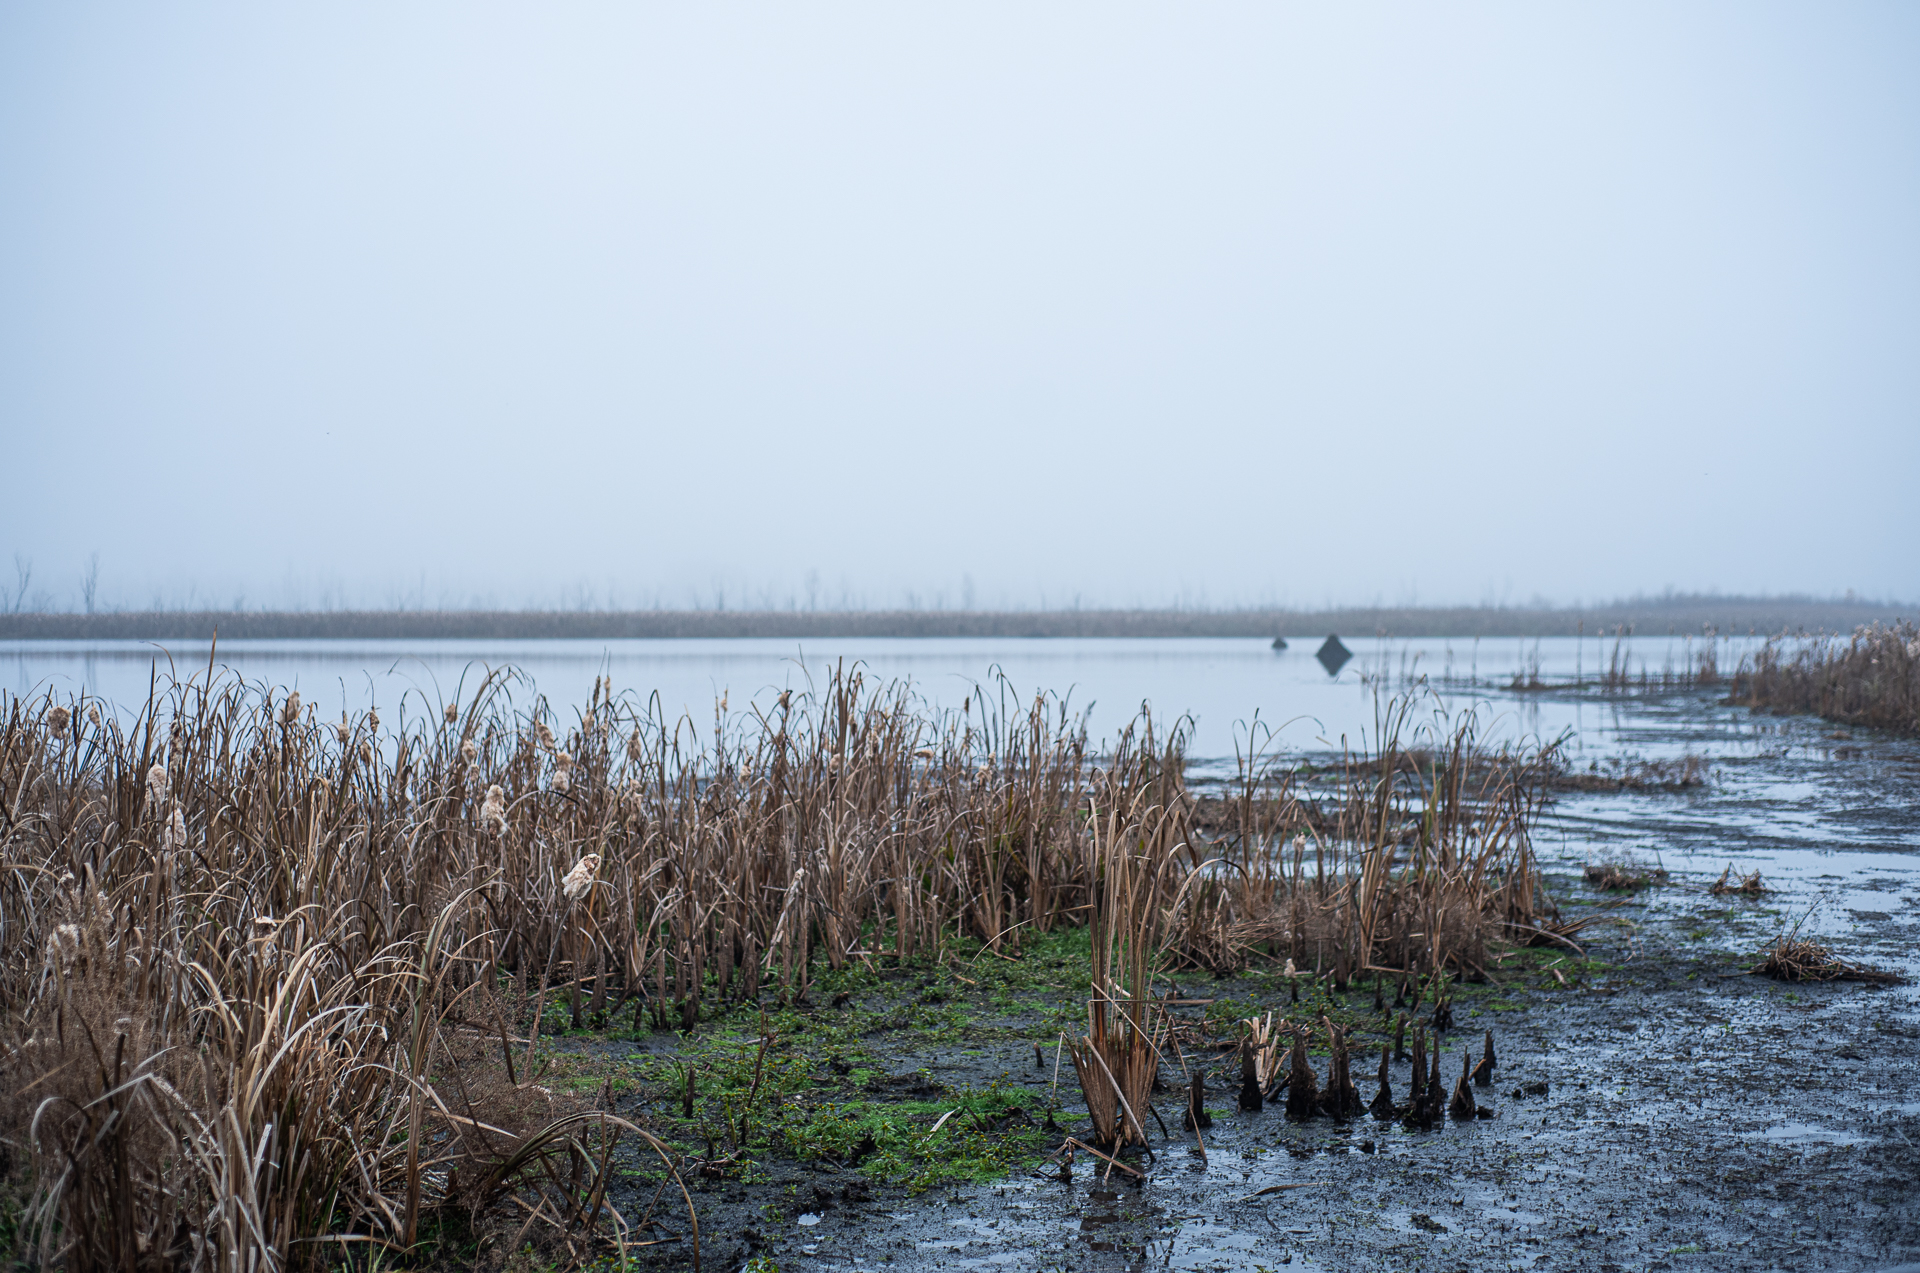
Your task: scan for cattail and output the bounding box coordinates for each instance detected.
[536,720,555,751]
[481,784,507,836]
[562,853,601,901]
[145,764,170,810]
[460,737,478,763]
[359,741,374,767]
[552,750,574,793]
[48,705,71,738]
[50,923,82,972]
[465,762,483,785]
[282,691,302,725]
[162,806,187,852]
[444,702,459,725]
[336,719,352,746]
[87,704,101,728]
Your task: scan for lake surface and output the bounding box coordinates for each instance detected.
[3,633,1764,762]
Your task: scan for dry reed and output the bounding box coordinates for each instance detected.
[0,664,1559,1263]
[1729,621,1920,737]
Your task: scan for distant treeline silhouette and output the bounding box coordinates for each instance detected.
[1,596,1907,641]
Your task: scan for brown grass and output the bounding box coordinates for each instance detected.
[1729,621,1920,736]
[1754,934,1900,985]
[1583,855,1668,892]
[0,666,1559,1263]
[1709,865,1767,897]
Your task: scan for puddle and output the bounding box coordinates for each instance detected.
[1751,1122,1872,1147]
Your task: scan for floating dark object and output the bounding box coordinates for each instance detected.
[1271,636,1288,650]
[1315,634,1352,676]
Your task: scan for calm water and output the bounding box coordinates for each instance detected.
[2,633,1763,762]
[5,632,1916,948]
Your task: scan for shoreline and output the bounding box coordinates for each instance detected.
[2,599,1908,643]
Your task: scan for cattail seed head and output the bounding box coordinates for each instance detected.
[561,853,600,901]
[481,784,507,836]
[359,741,374,766]
[145,764,170,810]
[460,738,478,763]
[50,923,82,971]
[282,692,302,725]
[536,720,555,751]
[48,705,71,738]
[162,805,187,852]
[444,702,460,725]
[336,720,352,746]
[87,704,101,727]
[551,750,574,793]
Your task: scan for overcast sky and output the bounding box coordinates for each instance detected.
[3,3,1916,613]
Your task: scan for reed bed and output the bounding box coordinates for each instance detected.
[1728,621,1920,737]
[1,665,1558,1266]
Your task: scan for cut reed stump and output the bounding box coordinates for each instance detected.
[1237,1043,1262,1113]
[1472,1030,1495,1086]
[1318,1022,1364,1120]
[1285,1027,1319,1120]
[1449,1051,1477,1121]
[1185,1071,1213,1130]
[1369,1047,1395,1121]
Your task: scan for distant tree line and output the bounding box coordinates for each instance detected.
[1,597,1908,641]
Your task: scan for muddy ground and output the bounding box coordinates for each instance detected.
[531,694,1920,1273]
[529,876,1914,1273]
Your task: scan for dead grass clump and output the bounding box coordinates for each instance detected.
[1753,935,1901,985]
[1550,754,1708,792]
[1583,855,1668,892]
[1709,865,1768,897]
[1730,621,1920,737]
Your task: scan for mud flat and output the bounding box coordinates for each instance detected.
[563,875,1913,1272]
[560,691,1920,1273]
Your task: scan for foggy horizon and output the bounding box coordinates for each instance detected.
[6,4,1918,613]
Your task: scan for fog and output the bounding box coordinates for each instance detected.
[3,3,1917,613]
